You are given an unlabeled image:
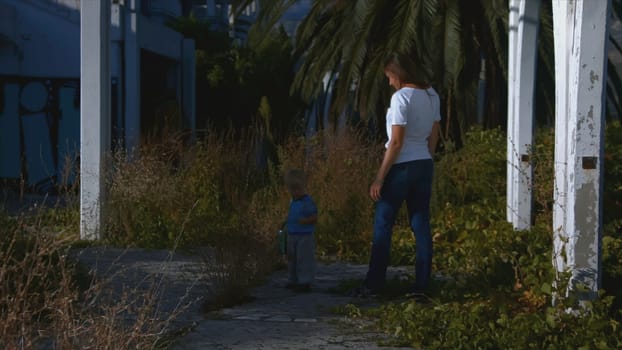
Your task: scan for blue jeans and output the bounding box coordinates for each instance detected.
[365,159,434,291]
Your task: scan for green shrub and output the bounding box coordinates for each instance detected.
[604,120,622,226]
[373,294,622,350]
[357,125,622,348]
[105,132,263,249]
[432,127,507,212]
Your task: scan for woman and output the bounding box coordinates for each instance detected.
[358,53,440,297]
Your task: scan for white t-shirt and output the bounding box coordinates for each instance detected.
[385,87,441,164]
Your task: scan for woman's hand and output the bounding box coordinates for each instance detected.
[371,125,403,202]
[369,179,383,201]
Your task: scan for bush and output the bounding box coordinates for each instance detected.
[278,130,381,260]
[604,120,622,227]
[104,128,381,261]
[0,213,183,349]
[355,125,622,348]
[105,131,267,249]
[432,128,507,212]
[104,131,283,312]
[374,295,622,350]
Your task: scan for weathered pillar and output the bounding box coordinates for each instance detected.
[124,0,141,153]
[80,0,111,240]
[552,0,610,300]
[181,38,196,140]
[552,0,570,280]
[507,0,540,230]
[507,0,518,224]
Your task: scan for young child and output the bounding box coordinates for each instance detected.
[283,169,318,292]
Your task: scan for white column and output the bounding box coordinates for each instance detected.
[507,0,540,230]
[554,0,610,301]
[80,0,111,240]
[181,38,196,140]
[507,0,519,223]
[552,0,570,280]
[124,0,141,153]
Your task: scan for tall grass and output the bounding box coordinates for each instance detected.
[104,128,383,260]
[279,130,382,260]
[5,120,619,348]
[0,213,186,349]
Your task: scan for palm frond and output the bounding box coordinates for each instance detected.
[386,0,420,55]
[538,2,555,81]
[442,0,462,89]
[612,0,622,22]
[610,33,622,57]
[479,0,509,80]
[294,0,334,49]
[292,3,352,101]
[331,1,382,113]
[607,60,622,117]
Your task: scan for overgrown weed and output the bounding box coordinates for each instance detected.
[354,123,622,349]
[104,128,383,306]
[0,211,189,349]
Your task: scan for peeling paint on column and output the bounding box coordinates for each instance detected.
[590,70,599,85]
[570,171,601,300]
[552,0,570,276]
[552,0,609,302]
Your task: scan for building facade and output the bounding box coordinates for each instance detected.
[190,0,258,41]
[187,0,312,41]
[0,0,196,191]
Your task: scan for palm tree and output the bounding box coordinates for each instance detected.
[232,0,622,141]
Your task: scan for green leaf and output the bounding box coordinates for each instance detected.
[541,283,552,295]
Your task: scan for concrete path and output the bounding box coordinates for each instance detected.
[174,263,413,350]
[75,248,413,350]
[74,247,207,330]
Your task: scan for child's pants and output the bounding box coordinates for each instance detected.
[287,234,315,284]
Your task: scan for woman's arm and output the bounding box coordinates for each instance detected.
[428,121,440,156]
[370,125,405,201]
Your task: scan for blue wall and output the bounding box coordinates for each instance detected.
[0,77,79,191]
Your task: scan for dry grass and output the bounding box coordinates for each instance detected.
[0,125,395,349]
[0,213,190,350]
[278,129,382,259]
[0,121,392,350]
[104,127,382,257]
[102,127,385,313]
